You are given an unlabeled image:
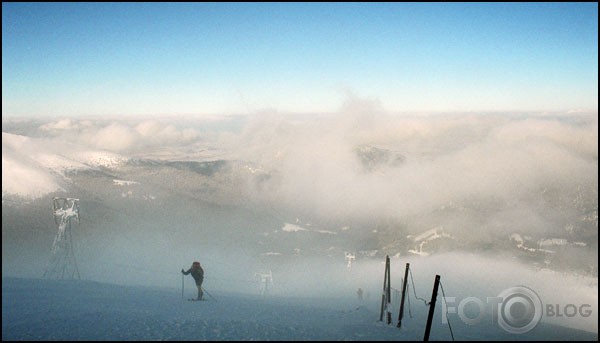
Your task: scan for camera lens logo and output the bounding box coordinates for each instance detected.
[496,286,542,334]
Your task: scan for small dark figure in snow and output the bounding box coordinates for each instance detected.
[182,261,204,300]
[357,287,364,301]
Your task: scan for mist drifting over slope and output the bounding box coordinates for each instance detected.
[2,105,598,334]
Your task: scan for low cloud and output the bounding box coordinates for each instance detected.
[224,107,596,243]
[12,105,599,243]
[35,118,204,153]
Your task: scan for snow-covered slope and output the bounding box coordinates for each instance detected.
[2,277,597,341]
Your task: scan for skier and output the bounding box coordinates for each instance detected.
[357,287,364,301]
[182,261,204,300]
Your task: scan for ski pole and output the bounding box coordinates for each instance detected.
[202,287,217,302]
[181,272,184,299]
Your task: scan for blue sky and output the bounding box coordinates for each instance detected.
[2,2,598,117]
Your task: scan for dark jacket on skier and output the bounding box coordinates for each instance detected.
[182,261,204,285]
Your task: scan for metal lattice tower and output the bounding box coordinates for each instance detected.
[44,197,81,279]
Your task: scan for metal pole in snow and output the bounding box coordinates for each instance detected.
[397,263,410,328]
[423,275,440,341]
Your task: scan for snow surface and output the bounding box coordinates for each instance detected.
[2,277,597,341]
